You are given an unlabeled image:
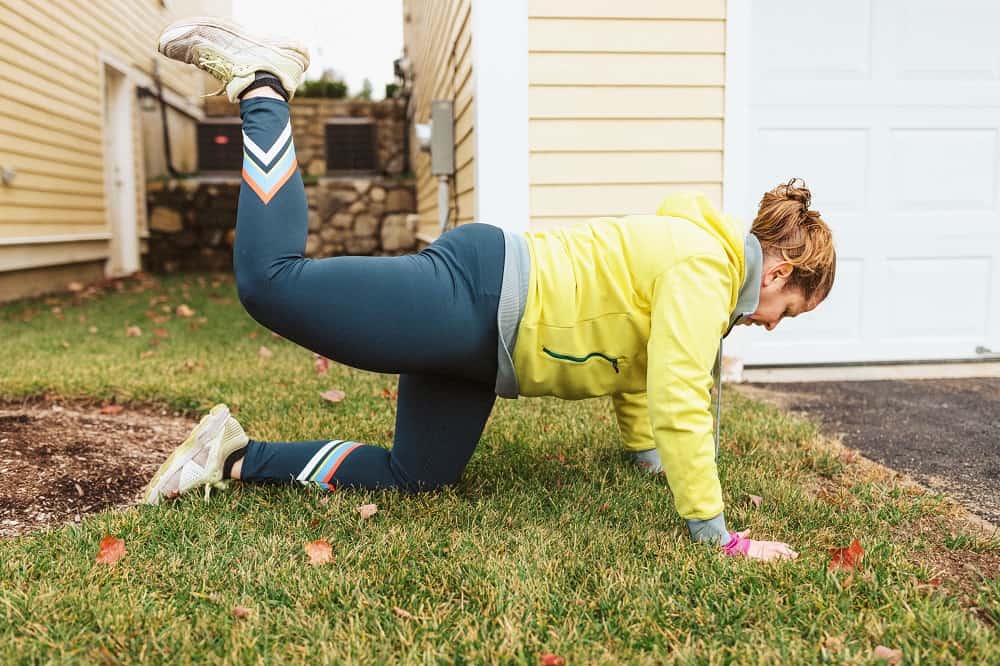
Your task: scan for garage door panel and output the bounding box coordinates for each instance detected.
[752,128,869,213]
[893,0,1000,81]
[752,0,872,81]
[885,257,992,339]
[890,128,998,213]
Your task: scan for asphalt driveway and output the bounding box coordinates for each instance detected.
[735,378,1000,525]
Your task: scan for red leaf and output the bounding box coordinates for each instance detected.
[829,538,864,571]
[540,654,565,666]
[381,387,398,401]
[304,539,333,565]
[314,354,330,375]
[320,389,346,403]
[749,494,763,508]
[357,503,378,519]
[232,606,251,619]
[872,645,902,664]
[95,534,126,565]
[100,404,124,415]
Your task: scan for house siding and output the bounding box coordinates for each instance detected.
[527,0,726,230]
[402,0,474,240]
[0,0,208,299]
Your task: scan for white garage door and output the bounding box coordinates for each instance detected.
[731,0,1000,365]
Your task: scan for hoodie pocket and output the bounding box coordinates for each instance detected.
[542,347,621,373]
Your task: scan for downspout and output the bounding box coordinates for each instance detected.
[152,60,179,177]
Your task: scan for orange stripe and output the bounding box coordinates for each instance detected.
[241,159,299,205]
[321,442,363,485]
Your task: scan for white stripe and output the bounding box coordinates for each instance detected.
[242,121,292,166]
[296,440,340,481]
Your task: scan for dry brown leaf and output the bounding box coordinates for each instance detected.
[357,503,378,519]
[381,388,398,401]
[539,654,565,666]
[95,534,125,565]
[100,404,124,416]
[153,328,169,339]
[232,606,251,619]
[88,326,98,334]
[258,346,274,359]
[393,606,414,620]
[304,539,333,565]
[176,304,195,318]
[320,389,346,403]
[125,325,142,337]
[749,494,763,508]
[314,354,330,375]
[829,539,864,571]
[872,646,902,664]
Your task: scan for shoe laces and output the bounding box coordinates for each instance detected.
[197,50,235,97]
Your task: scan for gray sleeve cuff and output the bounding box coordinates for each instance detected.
[687,513,731,545]
[629,448,663,474]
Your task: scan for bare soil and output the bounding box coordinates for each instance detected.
[0,400,195,538]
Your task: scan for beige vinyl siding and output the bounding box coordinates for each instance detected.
[527,0,726,229]
[403,0,474,241]
[0,0,202,272]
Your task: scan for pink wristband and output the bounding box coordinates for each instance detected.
[723,531,750,557]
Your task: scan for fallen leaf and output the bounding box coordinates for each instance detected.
[357,503,378,519]
[749,494,763,508]
[95,535,126,565]
[232,606,251,619]
[381,387,398,400]
[125,325,142,337]
[314,354,330,375]
[258,346,273,359]
[88,326,98,334]
[320,389,346,403]
[393,606,414,620]
[872,645,902,665]
[821,635,845,652]
[829,538,864,571]
[153,328,169,338]
[61,341,70,349]
[176,304,195,318]
[100,404,124,416]
[304,539,333,565]
[248,331,259,339]
[308,518,322,528]
[540,654,565,666]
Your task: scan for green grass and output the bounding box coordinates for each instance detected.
[0,274,997,664]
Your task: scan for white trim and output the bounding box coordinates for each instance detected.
[129,67,205,121]
[471,0,529,233]
[722,0,753,368]
[0,233,113,247]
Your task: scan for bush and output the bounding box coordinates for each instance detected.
[296,79,348,99]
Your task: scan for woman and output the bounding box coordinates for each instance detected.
[143,18,836,562]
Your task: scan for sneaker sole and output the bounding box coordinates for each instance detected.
[141,405,230,505]
[158,16,310,71]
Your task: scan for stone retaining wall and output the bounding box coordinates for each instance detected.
[145,176,418,273]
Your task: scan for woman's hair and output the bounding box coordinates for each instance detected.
[751,178,836,303]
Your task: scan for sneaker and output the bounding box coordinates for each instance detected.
[157,16,310,103]
[142,404,250,505]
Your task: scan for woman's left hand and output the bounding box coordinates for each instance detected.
[723,530,798,561]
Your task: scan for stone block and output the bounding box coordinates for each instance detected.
[307,159,326,176]
[331,213,354,229]
[370,186,386,203]
[386,188,415,213]
[149,206,183,233]
[353,179,372,195]
[305,233,321,256]
[308,209,322,231]
[354,214,378,237]
[348,200,367,214]
[346,237,378,255]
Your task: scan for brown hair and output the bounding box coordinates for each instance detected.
[751,178,836,303]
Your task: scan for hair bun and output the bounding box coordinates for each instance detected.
[780,177,812,209]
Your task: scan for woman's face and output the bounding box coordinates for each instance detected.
[742,257,815,331]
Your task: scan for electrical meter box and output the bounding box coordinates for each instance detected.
[430,100,454,176]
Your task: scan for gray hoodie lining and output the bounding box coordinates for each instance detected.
[495,231,531,398]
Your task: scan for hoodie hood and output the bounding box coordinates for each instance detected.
[655,192,746,285]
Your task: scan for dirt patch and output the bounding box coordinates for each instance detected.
[0,401,195,538]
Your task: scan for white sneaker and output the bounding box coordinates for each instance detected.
[142,404,250,505]
[157,16,310,102]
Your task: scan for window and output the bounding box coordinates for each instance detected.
[197,119,242,172]
[325,119,377,173]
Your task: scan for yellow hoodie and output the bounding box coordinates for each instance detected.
[513,193,746,524]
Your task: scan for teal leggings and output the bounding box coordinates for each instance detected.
[233,98,503,492]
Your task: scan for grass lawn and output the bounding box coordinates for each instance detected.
[0,273,996,664]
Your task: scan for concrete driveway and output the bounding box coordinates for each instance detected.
[735,377,1000,525]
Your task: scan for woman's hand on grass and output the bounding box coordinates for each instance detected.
[723,530,798,561]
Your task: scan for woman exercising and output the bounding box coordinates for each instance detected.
[143,18,836,562]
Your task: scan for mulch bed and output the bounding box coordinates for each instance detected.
[0,400,195,538]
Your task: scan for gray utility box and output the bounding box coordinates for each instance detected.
[430,100,454,176]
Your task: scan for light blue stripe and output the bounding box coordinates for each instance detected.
[242,141,295,191]
[310,441,358,482]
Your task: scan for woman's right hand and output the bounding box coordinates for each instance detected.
[723,530,798,561]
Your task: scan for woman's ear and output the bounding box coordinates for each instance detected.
[762,260,794,287]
